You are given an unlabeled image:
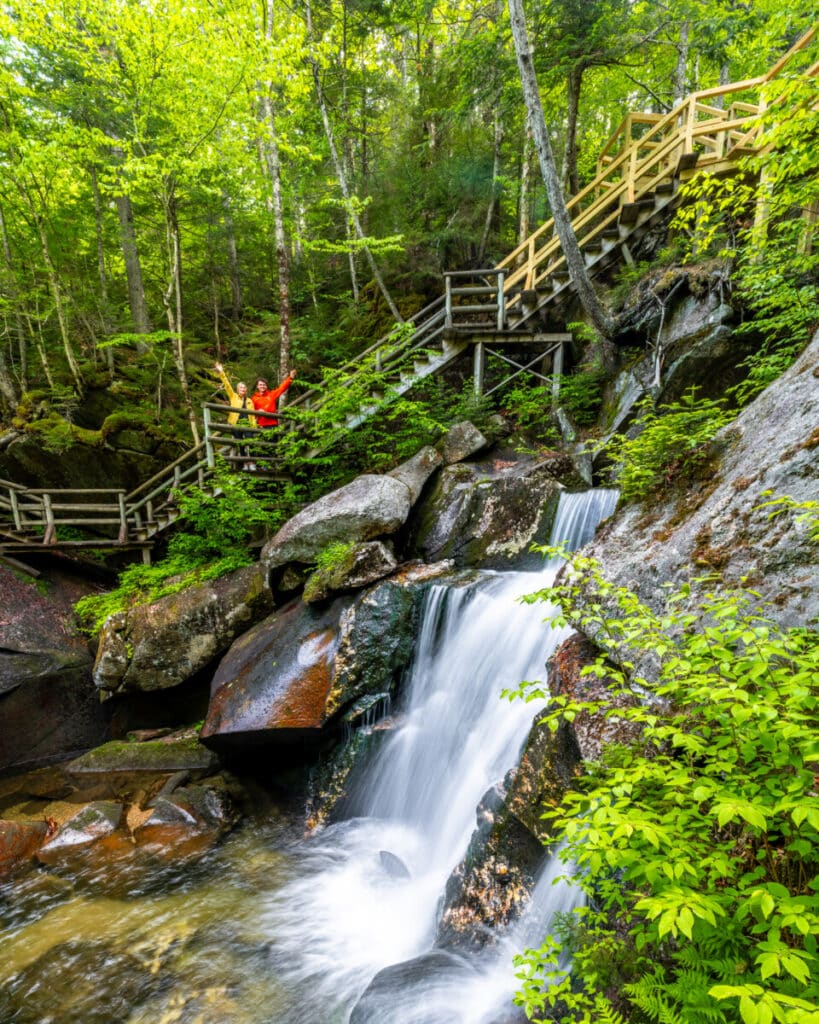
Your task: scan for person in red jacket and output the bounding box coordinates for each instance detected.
[252,369,296,428]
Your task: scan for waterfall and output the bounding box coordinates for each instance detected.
[266,489,619,1023]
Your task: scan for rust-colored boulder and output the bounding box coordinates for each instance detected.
[0,819,49,876]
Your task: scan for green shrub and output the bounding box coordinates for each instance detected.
[509,552,819,1024]
[605,389,733,501]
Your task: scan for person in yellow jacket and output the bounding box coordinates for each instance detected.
[214,363,256,469]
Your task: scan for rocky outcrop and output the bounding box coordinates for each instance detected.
[303,540,397,603]
[36,800,124,864]
[440,421,488,464]
[0,564,105,772]
[133,777,237,859]
[409,454,562,569]
[201,565,446,748]
[436,776,546,953]
[387,445,442,502]
[262,474,413,571]
[587,330,819,633]
[93,563,273,696]
[0,819,50,877]
[350,950,480,1024]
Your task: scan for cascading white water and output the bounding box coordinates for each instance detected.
[266,489,619,1023]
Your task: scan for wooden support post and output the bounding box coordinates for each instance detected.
[203,406,215,469]
[444,276,453,328]
[42,494,56,545]
[526,238,535,289]
[473,342,486,398]
[551,341,564,407]
[496,271,506,330]
[9,489,21,531]
[142,546,152,566]
[621,241,635,266]
[117,493,128,544]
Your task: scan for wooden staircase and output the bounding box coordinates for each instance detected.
[1,28,815,562]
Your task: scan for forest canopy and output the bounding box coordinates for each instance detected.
[0,0,814,425]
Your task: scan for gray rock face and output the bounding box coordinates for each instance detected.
[37,801,123,863]
[303,540,397,603]
[409,455,562,569]
[263,474,413,570]
[440,421,488,464]
[201,567,443,747]
[387,445,442,503]
[587,330,819,632]
[93,563,273,696]
[0,564,104,772]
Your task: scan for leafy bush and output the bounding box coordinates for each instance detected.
[605,389,733,501]
[510,553,819,1024]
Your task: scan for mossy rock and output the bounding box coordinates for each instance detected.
[66,737,219,775]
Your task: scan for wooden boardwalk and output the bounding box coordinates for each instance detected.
[1,29,815,563]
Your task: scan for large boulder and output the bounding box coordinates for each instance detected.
[440,421,488,465]
[201,565,445,749]
[0,819,50,877]
[586,330,819,632]
[387,445,442,502]
[0,563,105,772]
[93,563,273,696]
[408,454,563,569]
[350,950,479,1024]
[262,474,413,571]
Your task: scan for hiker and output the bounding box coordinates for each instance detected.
[214,362,256,469]
[252,370,296,428]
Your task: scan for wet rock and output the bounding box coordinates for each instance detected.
[0,564,105,772]
[262,474,413,571]
[36,800,123,864]
[436,777,546,953]
[306,724,391,830]
[67,734,217,774]
[350,950,478,1024]
[0,819,49,877]
[388,445,442,502]
[0,940,163,1024]
[202,573,424,748]
[93,563,273,696]
[586,329,819,637]
[134,778,237,860]
[409,455,562,569]
[440,420,488,464]
[303,540,397,603]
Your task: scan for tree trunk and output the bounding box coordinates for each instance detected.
[114,193,153,337]
[222,193,243,320]
[0,203,26,394]
[479,107,504,263]
[306,0,403,323]
[161,180,200,447]
[563,63,583,197]
[89,166,115,373]
[518,127,533,256]
[260,0,293,385]
[33,216,84,391]
[673,21,690,104]
[507,0,614,338]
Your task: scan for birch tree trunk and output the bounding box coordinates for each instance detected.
[306,0,403,323]
[161,180,200,447]
[33,216,84,391]
[479,108,504,263]
[673,22,690,104]
[518,127,533,254]
[89,166,115,372]
[222,193,243,320]
[507,0,614,338]
[0,203,26,394]
[563,63,584,197]
[114,193,153,337]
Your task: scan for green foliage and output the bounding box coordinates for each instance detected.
[313,540,356,576]
[604,389,733,501]
[74,465,278,633]
[511,551,819,1024]
[675,76,819,406]
[502,384,558,440]
[756,492,819,544]
[559,367,606,427]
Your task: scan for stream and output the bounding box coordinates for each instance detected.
[0,489,617,1024]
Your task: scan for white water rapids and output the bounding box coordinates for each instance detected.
[266,489,619,1023]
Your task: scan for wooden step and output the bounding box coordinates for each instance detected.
[619,196,655,225]
[675,152,699,174]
